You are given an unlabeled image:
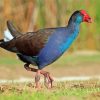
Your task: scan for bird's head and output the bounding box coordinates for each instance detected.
[68,10,92,25]
[80,10,92,23]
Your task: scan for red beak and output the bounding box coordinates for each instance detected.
[84,16,92,23]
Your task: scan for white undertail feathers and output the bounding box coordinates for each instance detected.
[4,29,14,42]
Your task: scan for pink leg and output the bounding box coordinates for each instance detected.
[24,64,54,88]
[35,70,41,89]
[40,70,54,88]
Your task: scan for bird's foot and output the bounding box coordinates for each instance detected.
[44,74,54,88]
[40,71,54,88]
[24,64,54,89]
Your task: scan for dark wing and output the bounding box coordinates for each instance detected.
[7,20,22,37]
[5,28,56,56]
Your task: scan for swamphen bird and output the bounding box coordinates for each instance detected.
[0,10,92,89]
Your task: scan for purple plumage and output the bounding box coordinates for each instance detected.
[0,10,92,88]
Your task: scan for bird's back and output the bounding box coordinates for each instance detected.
[1,28,56,56]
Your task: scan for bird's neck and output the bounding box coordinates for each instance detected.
[67,21,81,33]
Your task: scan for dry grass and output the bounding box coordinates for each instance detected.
[0,54,100,99]
[0,80,100,100]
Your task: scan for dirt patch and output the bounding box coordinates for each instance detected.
[0,80,100,93]
[0,62,100,79]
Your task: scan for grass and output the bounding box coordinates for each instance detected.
[0,53,100,67]
[0,89,94,100]
[0,54,100,99]
[0,80,100,100]
[0,57,21,65]
[50,53,100,67]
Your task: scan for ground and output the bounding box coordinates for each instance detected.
[0,80,100,100]
[0,51,100,100]
[0,51,100,79]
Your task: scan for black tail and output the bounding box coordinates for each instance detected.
[0,39,4,43]
[7,20,22,37]
[0,39,8,49]
[0,39,4,46]
[0,39,17,53]
[0,39,7,49]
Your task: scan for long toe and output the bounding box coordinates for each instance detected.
[43,72,54,88]
[44,75,50,88]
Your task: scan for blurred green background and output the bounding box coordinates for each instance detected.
[0,1,100,99]
[0,0,99,79]
[0,0,100,54]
